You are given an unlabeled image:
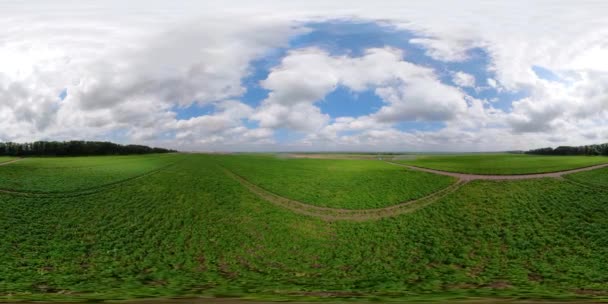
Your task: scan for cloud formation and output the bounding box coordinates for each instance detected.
[1,0,607,151]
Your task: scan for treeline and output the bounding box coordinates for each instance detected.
[526,143,608,156]
[0,141,176,156]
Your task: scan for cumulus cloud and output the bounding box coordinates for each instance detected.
[254,47,470,132]
[0,6,299,146]
[1,0,608,151]
[507,71,608,136]
[452,71,476,88]
[409,38,475,62]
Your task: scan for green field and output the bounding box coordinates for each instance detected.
[565,166,608,187]
[0,154,182,193]
[1,154,608,302]
[219,155,455,209]
[0,157,15,164]
[395,153,608,175]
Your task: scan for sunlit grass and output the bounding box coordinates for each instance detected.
[396,153,608,175]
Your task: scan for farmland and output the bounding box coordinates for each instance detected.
[218,154,455,209]
[0,154,182,193]
[1,153,608,302]
[0,157,15,164]
[394,153,608,175]
[565,166,608,187]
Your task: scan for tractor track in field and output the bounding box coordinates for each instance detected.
[384,161,608,181]
[562,178,608,192]
[223,160,608,221]
[0,162,180,198]
[221,167,467,221]
[0,158,23,166]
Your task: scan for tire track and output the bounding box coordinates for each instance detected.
[385,161,608,181]
[222,167,466,221]
[0,162,180,198]
[223,160,608,221]
[0,158,22,166]
[562,177,608,192]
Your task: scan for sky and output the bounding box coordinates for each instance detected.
[1,1,607,152]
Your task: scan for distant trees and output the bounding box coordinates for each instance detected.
[0,141,176,157]
[526,143,608,156]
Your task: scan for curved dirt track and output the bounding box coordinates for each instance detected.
[0,162,179,198]
[385,161,608,181]
[222,167,466,221]
[224,160,608,221]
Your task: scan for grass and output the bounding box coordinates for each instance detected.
[219,154,455,209]
[395,153,608,175]
[565,166,608,187]
[1,154,608,302]
[0,157,15,164]
[0,154,183,193]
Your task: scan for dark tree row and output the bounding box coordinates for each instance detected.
[0,141,176,156]
[526,143,608,156]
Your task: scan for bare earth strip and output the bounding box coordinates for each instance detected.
[385,161,608,181]
[221,167,466,221]
[0,158,22,166]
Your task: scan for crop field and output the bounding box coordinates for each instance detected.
[565,166,608,187]
[0,154,183,193]
[218,154,455,209]
[395,153,608,175]
[1,153,608,302]
[0,156,15,164]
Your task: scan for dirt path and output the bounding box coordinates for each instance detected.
[223,160,608,221]
[222,167,466,221]
[385,161,608,181]
[0,158,22,166]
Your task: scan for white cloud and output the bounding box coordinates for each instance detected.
[507,71,608,135]
[409,38,474,62]
[452,71,476,88]
[0,9,299,146]
[254,47,470,132]
[372,74,468,122]
[1,0,608,151]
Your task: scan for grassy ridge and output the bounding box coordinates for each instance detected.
[0,154,183,193]
[1,154,608,301]
[396,154,608,175]
[219,154,455,209]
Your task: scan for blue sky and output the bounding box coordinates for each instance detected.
[175,20,528,138]
[3,1,606,151]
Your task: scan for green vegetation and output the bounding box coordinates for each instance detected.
[0,154,182,193]
[1,154,608,302]
[219,154,455,209]
[0,140,174,156]
[396,153,608,175]
[565,166,608,187]
[0,157,15,164]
